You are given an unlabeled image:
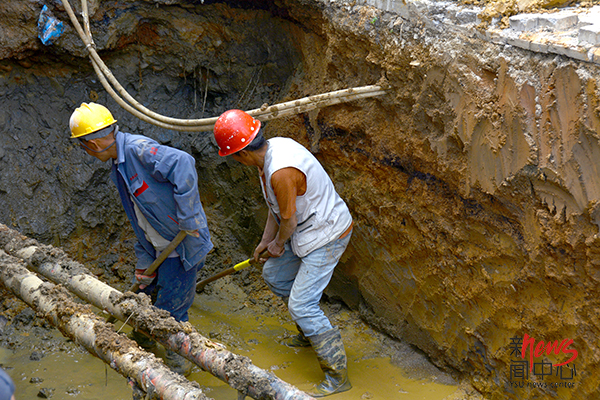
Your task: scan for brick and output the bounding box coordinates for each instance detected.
[548,36,579,57]
[373,0,386,9]
[589,47,600,64]
[563,45,589,62]
[456,9,480,25]
[485,29,507,44]
[506,35,531,50]
[529,42,549,53]
[538,12,578,30]
[578,12,600,27]
[579,25,600,46]
[547,36,579,57]
[390,0,410,17]
[529,33,550,53]
[509,14,539,31]
[548,43,567,56]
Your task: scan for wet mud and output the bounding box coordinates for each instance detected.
[0,223,462,399]
[0,268,463,400]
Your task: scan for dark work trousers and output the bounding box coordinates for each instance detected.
[139,257,202,322]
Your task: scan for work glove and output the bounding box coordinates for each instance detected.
[134,268,156,289]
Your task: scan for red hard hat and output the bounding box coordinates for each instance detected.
[214,109,261,156]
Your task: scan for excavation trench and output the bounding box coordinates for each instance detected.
[1,0,600,399]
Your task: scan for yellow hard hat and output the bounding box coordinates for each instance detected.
[69,102,117,139]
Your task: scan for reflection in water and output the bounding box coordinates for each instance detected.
[1,292,458,399]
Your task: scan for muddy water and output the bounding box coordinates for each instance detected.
[1,283,458,400]
[0,329,130,399]
[187,294,459,400]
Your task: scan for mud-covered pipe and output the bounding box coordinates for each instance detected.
[0,250,211,400]
[165,331,314,400]
[0,224,315,400]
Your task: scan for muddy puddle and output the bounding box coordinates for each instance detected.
[186,290,459,400]
[1,277,459,400]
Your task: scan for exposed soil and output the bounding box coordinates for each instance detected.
[1,0,600,399]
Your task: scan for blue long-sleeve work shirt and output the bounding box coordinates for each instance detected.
[110,130,213,271]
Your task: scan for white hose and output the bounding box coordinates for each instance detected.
[60,0,388,132]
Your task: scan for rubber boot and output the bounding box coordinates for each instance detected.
[128,330,157,352]
[283,323,311,348]
[307,328,352,397]
[165,349,193,377]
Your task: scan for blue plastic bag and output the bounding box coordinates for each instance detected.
[38,5,64,45]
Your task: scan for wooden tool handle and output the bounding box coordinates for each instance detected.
[195,250,269,292]
[129,230,189,293]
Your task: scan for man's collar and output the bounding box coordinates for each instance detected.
[115,130,126,165]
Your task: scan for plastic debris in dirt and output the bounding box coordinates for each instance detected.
[38,5,64,46]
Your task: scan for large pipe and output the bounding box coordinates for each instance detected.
[0,250,211,400]
[0,224,315,400]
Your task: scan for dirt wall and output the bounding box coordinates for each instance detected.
[1,0,599,398]
[272,2,600,399]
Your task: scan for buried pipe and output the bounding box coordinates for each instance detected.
[0,224,315,400]
[0,250,210,400]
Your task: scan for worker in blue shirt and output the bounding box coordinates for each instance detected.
[0,368,15,400]
[69,103,213,375]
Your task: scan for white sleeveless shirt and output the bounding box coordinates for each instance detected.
[260,137,352,257]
